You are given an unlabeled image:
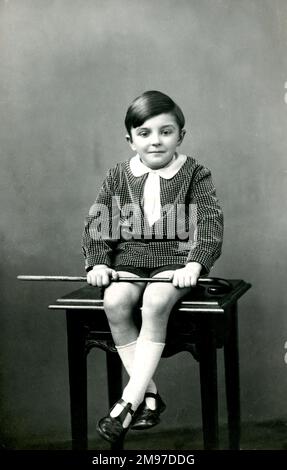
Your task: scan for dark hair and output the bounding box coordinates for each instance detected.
[125,90,185,137]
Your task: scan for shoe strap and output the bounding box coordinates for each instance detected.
[144,392,158,399]
[117,398,134,416]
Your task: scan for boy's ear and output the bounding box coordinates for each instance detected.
[178,129,186,145]
[126,134,136,151]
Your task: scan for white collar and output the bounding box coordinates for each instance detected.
[130,153,187,179]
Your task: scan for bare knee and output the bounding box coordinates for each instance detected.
[140,293,171,342]
[104,289,140,325]
[141,291,173,320]
[104,295,131,324]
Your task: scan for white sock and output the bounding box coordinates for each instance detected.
[122,337,165,412]
[116,340,157,396]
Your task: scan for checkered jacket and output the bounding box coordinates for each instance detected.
[82,156,223,274]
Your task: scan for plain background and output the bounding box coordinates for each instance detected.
[1,0,287,448]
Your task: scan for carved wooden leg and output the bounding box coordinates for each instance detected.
[66,311,88,450]
[106,351,123,408]
[106,351,124,450]
[224,303,240,449]
[198,321,219,450]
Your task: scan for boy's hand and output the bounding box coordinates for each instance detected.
[87,265,119,287]
[172,262,202,288]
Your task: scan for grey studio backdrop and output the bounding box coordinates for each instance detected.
[1,0,287,449]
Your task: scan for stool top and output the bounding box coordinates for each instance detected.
[49,279,251,314]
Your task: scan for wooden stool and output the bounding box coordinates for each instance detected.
[49,279,251,450]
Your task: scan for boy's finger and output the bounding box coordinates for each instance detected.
[190,275,198,287]
[184,277,191,287]
[111,270,119,280]
[102,272,110,286]
[179,278,185,289]
[172,272,178,286]
[87,273,95,285]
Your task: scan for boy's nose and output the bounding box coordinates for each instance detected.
[150,133,161,146]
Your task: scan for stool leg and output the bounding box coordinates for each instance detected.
[224,303,240,449]
[106,351,123,450]
[66,311,88,450]
[106,352,123,408]
[198,327,219,450]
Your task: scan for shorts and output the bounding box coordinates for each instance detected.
[97,264,185,298]
[114,264,185,278]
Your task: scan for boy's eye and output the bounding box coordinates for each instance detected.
[162,129,172,135]
[138,131,149,137]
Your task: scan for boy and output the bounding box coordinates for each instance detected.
[82,90,223,443]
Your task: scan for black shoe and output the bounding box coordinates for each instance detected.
[131,392,166,430]
[97,398,134,443]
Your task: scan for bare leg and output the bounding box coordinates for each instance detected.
[104,271,156,406]
[103,272,145,345]
[122,271,191,411]
[141,270,191,342]
[98,270,193,439]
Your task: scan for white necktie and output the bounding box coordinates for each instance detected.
[130,153,187,226]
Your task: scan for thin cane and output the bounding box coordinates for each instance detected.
[17,275,232,292]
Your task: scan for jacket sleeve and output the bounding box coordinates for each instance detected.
[82,167,120,271]
[185,165,224,274]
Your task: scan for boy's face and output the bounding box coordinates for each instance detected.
[127,113,185,170]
